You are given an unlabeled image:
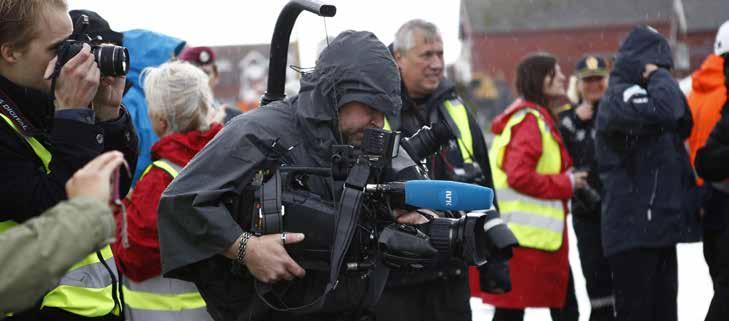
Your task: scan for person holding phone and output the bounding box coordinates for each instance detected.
[0,151,126,314]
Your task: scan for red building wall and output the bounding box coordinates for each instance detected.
[468,23,672,92]
[683,30,717,70]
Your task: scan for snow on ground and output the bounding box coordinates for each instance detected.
[471,217,713,321]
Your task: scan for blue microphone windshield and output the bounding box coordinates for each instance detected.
[403,180,494,211]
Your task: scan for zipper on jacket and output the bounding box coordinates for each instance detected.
[647,169,660,221]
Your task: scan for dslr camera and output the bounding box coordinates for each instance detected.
[401,120,486,184]
[55,14,129,77]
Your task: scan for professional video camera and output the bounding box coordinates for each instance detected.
[246,126,517,312]
[54,14,130,78]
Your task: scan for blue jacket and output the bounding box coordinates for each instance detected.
[122,29,186,183]
[595,26,701,257]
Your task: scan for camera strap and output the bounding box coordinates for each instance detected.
[254,159,372,314]
[0,88,39,136]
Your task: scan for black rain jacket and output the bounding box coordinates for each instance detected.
[595,26,701,257]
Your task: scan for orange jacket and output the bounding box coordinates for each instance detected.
[687,54,727,185]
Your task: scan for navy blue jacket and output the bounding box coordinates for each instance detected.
[595,26,701,257]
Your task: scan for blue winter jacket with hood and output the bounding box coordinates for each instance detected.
[595,26,701,257]
[122,29,186,183]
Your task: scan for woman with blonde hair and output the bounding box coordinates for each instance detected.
[112,61,221,321]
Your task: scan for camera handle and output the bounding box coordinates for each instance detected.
[262,0,336,106]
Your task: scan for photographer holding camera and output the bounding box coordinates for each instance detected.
[377,19,502,321]
[0,1,138,320]
[157,31,420,321]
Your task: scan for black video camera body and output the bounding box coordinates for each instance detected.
[249,128,515,271]
[55,14,129,77]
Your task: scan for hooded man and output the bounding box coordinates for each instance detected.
[156,31,408,321]
[595,26,701,321]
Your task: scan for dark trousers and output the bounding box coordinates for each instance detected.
[608,247,677,321]
[374,273,471,321]
[572,216,615,321]
[703,227,729,321]
[491,269,579,321]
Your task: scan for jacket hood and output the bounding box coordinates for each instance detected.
[691,54,726,94]
[491,98,553,135]
[295,30,402,147]
[123,29,187,89]
[151,123,222,166]
[612,26,673,85]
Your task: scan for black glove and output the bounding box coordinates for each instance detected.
[478,259,511,294]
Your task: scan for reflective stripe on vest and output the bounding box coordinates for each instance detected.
[0,113,51,173]
[443,99,474,163]
[125,159,212,321]
[41,245,121,316]
[122,277,211,321]
[383,117,392,131]
[489,108,565,251]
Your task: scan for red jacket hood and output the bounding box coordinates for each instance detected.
[692,54,725,94]
[151,123,223,166]
[491,99,556,135]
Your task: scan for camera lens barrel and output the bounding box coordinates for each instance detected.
[93,45,130,77]
[428,218,456,258]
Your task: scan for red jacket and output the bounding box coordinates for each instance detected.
[112,123,222,282]
[478,99,573,308]
[687,54,727,186]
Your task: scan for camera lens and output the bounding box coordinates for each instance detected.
[401,121,454,162]
[92,45,130,77]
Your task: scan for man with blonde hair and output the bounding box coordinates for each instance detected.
[0,1,138,320]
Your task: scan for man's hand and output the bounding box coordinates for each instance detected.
[574,101,594,122]
[571,171,589,190]
[394,209,434,225]
[244,233,306,283]
[45,44,100,110]
[92,75,126,121]
[642,64,659,81]
[65,151,126,204]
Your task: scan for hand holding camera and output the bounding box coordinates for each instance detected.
[46,14,129,118]
[243,233,306,283]
[92,73,126,121]
[45,44,100,111]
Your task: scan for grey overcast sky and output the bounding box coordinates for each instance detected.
[67,0,464,67]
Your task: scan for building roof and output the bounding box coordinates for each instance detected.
[461,0,726,34]
[682,0,729,32]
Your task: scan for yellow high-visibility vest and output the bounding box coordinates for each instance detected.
[489,108,565,251]
[0,114,120,317]
[122,159,212,321]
